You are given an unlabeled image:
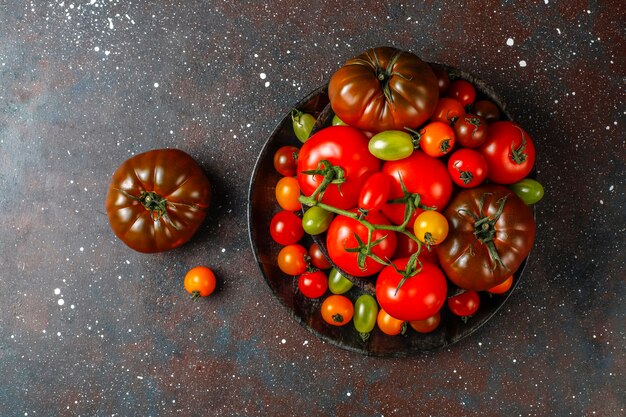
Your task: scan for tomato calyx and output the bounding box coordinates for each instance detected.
[344,232,391,271]
[189,290,202,300]
[403,127,422,150]
[332,313,345,323]
[301,159,346,200]
[453,161,474,184]
[459,193,509,271]
[510,127,528,165]
[368,49,411,105]
[389,250,424,295]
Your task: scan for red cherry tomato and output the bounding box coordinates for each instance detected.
[448,291,480,317]
[447,148,488,188]
[454,114,488,148]
[430,64,450,95]
[277,244,308,276]
[430,98,466,125]
[269,210,304,245]
[309,243,332,270]
[358,172,392,212]
[273,146,299,177]
[446,79,476,106]
[298,270,328,298]
[184,266,217,298]
[419,122,455,157]
[472,100,501,123]
[478,121,536,185]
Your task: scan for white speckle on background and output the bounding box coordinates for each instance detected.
[58,299,65,306]
[57,332,61,337]
[264,81,270,87]
[609,185,614,191]
[519,60,527,67]
[137,376,143,380]
[259,73,267,79]
[600,200,604,205]
[70,304,75,309]
[94,46,100,52]
[105,50,110,56]
[506,38,514,46]
[107,17,114,30]
[221,248,226,253]
[544,0,549,4]
[557,28,561,35]
[154,82,159,88]
[79,247,84,252]
[281,338,286,344]
[54,288,61,295]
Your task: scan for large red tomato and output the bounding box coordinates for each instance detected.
[436,185,536,291]
[478,121,536,184]
[326,211,397,277]
[376,259,447,321]
[328,47,439,133]
[297,126,380,210]
[381,150,453,227]
[105,149,211,253]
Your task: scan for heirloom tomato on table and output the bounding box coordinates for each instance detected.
[105,149,211,253]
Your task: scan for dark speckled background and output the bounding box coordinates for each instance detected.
[1,1,624,416]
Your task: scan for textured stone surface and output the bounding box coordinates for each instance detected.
[0,1,623,416]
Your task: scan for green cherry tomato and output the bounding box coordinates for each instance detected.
[509,178,545,205]
[368,130,416,161]
[328,268,353,294]
[302,206,334,235]
[332,114,348,126]
[353,294,379,337]
[292,109,316,143]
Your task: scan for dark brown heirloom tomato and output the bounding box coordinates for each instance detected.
[328,47,439,133]
[105,149,211,253]
[436,185,535,291]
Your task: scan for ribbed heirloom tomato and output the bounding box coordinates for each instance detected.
[328,46,439,132]
[105,149,211,253]
[436,185,536,290]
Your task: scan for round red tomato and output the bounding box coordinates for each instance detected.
[447,148,488,188]
[419,121,455,157]
[328,47,439,132]
[381,150,453,227]
[326,211,397,277]
[446,79,476,106]
[269,210,304,245]
[321,295,354,326]
[358,172,392,212]
[454,114,488,148]
[472,100,501,123]
[478,121,536,185]
[448,291,480,317]
[105,149,211,253]
[430,98,466,125]
[309,243,332,270]
[273,146,299,176]
[376,259,447,321]
[409,312,441,333]
[297,126,380,210]
[436,185,536,290]
[298,271,328,298]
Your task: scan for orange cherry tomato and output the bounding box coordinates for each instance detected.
[377,308,405,336]
[277,244,308,276]
[419,122,455,157]
[409,312,441,333]
[487,276,514,294]
[184,266,217,299]
[321,295,354,326]
[275,176,302,211]
[413,210,449,247]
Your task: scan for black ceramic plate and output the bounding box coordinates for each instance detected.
[248,67,534,357]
